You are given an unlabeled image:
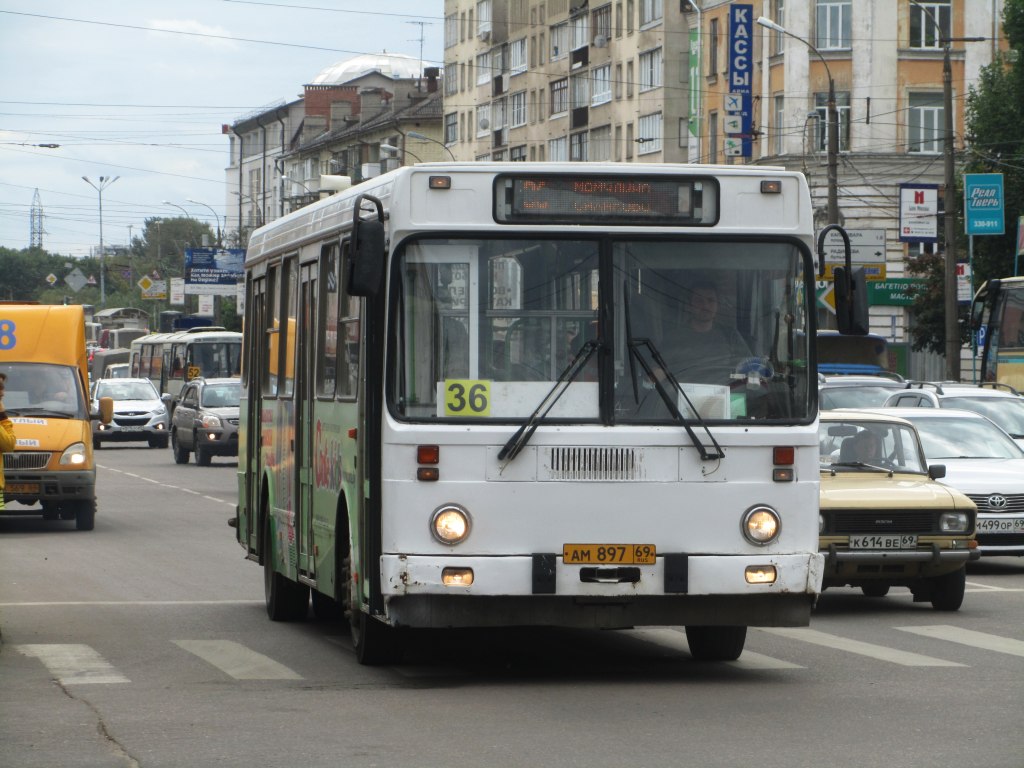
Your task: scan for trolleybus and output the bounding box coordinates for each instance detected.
[972,276,1024,390]
[236,162,835,664]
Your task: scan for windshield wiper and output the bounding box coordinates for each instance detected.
[622,281,724,461]
[7,408,73,419]
[498,339,599,462]
[829,461,894,476]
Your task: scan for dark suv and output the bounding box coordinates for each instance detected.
[170,377,240,466]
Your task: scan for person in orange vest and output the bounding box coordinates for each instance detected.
[0,372,17,510]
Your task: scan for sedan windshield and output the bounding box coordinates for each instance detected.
[906,415,1024,460]
[942,396,1024,438]
[819,420,927,472]
[390,236,813,425]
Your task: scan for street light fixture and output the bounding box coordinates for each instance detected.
[380,142,423,164]
[82,175,119,306]
[186,198,222,246]
[757,16,839,227]
[407,131,456,161]
[162,200,190,218]
[909,0,984,382]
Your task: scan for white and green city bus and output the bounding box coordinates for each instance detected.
[972,276,1024,390]
[235,162,830,664]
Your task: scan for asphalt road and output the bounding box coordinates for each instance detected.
[2,445,1023,768]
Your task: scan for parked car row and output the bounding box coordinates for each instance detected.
[89,376,240,465]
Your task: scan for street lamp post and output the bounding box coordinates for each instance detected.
[407,131,456,161]
[756,16,839,227]
[381,142,423,164]
[909,1,984,381]
[82,175,119,306]
[162,200,190,218]
[186,198,222,246]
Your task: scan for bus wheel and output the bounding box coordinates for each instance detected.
[684,625,747,661]
[929,567,966,612]
[351,608,403,666]
[70,499,96,531]
[171,430,190,464]
[262,517,308,621]
[861,584,890,598]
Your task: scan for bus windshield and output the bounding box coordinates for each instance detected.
[391,236,812,423]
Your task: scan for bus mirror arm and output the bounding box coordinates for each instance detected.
[348,194,387,297]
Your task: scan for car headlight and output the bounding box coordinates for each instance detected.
[200,414,222,429]
[60,442,88,466]
[742,505,781,545]
[939,511,969,533]
[431,504,471,545]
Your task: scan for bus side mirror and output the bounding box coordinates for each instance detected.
[834,266,869,336]
[98,396,114,425]
[348,193,386,297]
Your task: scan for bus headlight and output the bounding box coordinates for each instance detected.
[939,511,969,533]
[431,504,471,545]
[742,505,781,545]
[59,442,88,466]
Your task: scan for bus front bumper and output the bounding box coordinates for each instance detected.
[380,553,824,629]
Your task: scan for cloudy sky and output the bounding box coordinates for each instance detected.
[0,1,444,257]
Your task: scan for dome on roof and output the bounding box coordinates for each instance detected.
[311,52,421,85]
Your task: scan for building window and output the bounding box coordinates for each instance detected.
[709,18,720,76]
[571,73,590,109]
[709,111,718,163]
[444,113,458,145]
[626,61,634,98]
[549,136,568,161]
[571,13,589,50]
[551,78,569,116]
[639,0,662,28]
[637,112,662,154]
[477,103,491,137]
[570,131,589,161]
[614,63,623,99]
[551,22,568,60]
[771,0,785,55]
[445,71,459,96]
[590,125,612,161]
[813,91,851,151]
[593,4,612,43]
[509,38,528,75]
[815,0,851,50]
[444,13,458,48]
[510,90,528,127]
[476,51,491,85]
[910,1,950,49]
[773,94,785,155]
[591,64,612,105]
[510,145,527,161]
[908,92,944,153]
[639,48,663,91]
[477,0,492,37]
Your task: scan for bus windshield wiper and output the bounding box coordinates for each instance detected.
[498,339,599,462]
[622,281,724,461]
[8,408,73,419]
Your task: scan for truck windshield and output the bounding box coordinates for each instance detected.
[0,363,86,418]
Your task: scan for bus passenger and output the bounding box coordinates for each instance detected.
[0,373,16,510]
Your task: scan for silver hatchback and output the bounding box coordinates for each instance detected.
[170,378,240,466]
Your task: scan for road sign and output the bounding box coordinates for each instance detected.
[817,282,836,313]
[821,263,886,281]
[46,273,57,285]
[64,268,87,292]
[820,229,887,267]
[964,173,1004,235]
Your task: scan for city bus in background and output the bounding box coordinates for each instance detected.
[236,162,837,665]
[971,277,1024,389]
[816,330,891,375]
[129,327,242,404]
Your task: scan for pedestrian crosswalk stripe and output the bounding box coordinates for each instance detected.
[896,625,1024,658]
[173,639,303,680]
[15,644,130,684]
[759,628,966,667]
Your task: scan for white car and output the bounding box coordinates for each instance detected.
[91,377,170,449]
[883,382,1024,448]
[864,407,1024,557]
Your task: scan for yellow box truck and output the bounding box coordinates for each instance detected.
[0,304,111,530]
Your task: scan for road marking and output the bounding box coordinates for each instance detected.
[15,644,130,684]
[174,639,303,680]
[965,581,1024,593]
[759,628,965,667]
[631,628,803,668]
[896,625,1024,657]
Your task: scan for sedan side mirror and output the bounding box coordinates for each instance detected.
[928,464,947,480]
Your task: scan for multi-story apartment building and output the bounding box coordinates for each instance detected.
[444,0,1006,376]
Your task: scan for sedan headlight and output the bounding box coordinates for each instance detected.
[939,511,970,533]
[742,505,781,545]
[431,504,471,545]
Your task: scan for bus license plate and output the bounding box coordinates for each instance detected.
[6,482,40,494]
[562,544,656,565]
[849,535,917,549]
